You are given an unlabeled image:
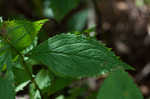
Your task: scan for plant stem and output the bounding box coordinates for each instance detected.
[21,54,43,96]
[1,36,43,96]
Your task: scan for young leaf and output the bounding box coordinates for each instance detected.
[97,70,143,99]
[31,34,133,78]
[15,80,30,92]
[50,0,80,21]
[56,95,65,99]
[35,69,51,93]
[29,83,41,99]
[1,19,48,51]
[0,77,15,99]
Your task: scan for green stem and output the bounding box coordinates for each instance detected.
[1,36,42,96]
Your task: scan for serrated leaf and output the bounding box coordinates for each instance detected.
[0,77,15,99]
[97,70,143,99]
[1,19,48,51]
[31,34,133,78]
[50,0,80,21]
[0,37,13,70]
[35,69,51,93]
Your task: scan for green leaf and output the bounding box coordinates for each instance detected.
[1,19,48,51]
[56,95,65,99]
[0,37,13,70]
[31,34,133,78]
[0,77,15,99]
[48,77,73,95]
[13,66,30,85]
[35,69,51,93]
[29,83,41,99]
[22,37,38,55]
[144,0,150,5]
[67,9,88,32]
[66,85,88,99]
[0,17,3,23]
[97,70,143,99]
[15,80,30,92]
[136,0,145,7]
[86,91,97,99]
[50,0,80,21]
